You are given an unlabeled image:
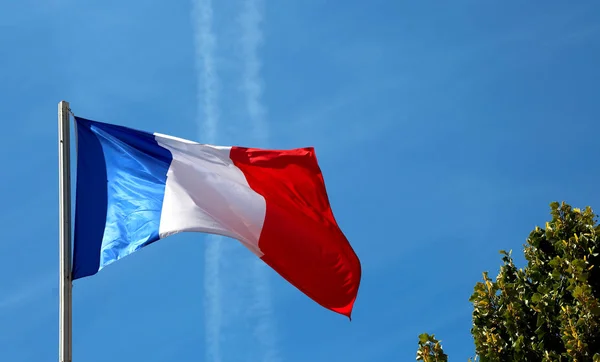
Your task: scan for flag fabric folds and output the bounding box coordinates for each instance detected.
[73,116,361,317]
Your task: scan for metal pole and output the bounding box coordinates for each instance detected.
[58,100,73,362]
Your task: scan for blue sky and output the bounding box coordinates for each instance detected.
[1,0,600,361]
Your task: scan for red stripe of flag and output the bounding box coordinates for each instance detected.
[230,146,361,318]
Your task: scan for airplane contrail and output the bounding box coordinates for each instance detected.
[191,0,222,361]
[239,0,281,360]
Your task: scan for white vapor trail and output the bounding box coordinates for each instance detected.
[191,1,222,362]
[203,236,222,362]
[240,0,268,145]
[192,0,277,360]
[193,0,219,144]
[239,0,281,361]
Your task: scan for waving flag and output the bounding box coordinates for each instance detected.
[73,116,361,317]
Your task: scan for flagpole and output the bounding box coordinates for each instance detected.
[58,100,73,362]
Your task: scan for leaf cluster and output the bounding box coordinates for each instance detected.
[417,202,600,361]
[416,333,448,362]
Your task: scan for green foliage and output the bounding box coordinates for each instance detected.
[416,333,448,362]
[416,202,600,361]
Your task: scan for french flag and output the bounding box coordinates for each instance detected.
[73,116,361,318]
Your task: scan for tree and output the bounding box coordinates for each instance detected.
[416,333,448,362]
[416,202,600,361]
